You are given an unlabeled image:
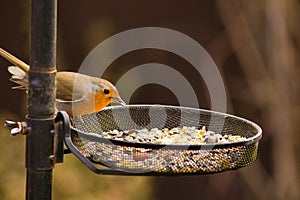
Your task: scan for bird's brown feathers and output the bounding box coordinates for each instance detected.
[1,47,125,117]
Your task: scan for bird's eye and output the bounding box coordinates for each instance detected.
[103,89,110,95]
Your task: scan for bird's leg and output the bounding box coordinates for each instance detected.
[77,116,84,124]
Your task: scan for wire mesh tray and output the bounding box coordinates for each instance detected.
[66,105,262,175]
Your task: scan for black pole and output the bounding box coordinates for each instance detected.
[26,0,57,199]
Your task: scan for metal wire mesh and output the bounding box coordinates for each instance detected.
[70,105,262,174]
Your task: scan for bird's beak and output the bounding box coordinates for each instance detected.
[112,97,126,106]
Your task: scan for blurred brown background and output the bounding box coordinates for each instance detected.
[0,0,299,199]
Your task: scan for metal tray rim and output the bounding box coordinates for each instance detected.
[70,104,262,150]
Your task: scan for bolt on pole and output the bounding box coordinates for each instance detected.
[26,0,57,199]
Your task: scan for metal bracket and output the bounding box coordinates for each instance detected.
[4,120,30,136]
[4,118,64,166]
[53,114,66,164]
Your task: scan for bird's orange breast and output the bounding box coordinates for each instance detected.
[69,92,111,116]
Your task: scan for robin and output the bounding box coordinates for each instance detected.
[0,48,126,117]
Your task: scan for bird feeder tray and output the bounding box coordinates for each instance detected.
[60,105,262,175]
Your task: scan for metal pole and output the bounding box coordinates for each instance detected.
[26,0,57,199]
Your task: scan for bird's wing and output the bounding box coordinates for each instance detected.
[56,71,91,102]
[55,97,86,113]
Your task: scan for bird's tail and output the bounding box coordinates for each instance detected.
[0,48,30,72]
[0,48,29,89]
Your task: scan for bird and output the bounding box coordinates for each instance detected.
[0,47,126,117]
